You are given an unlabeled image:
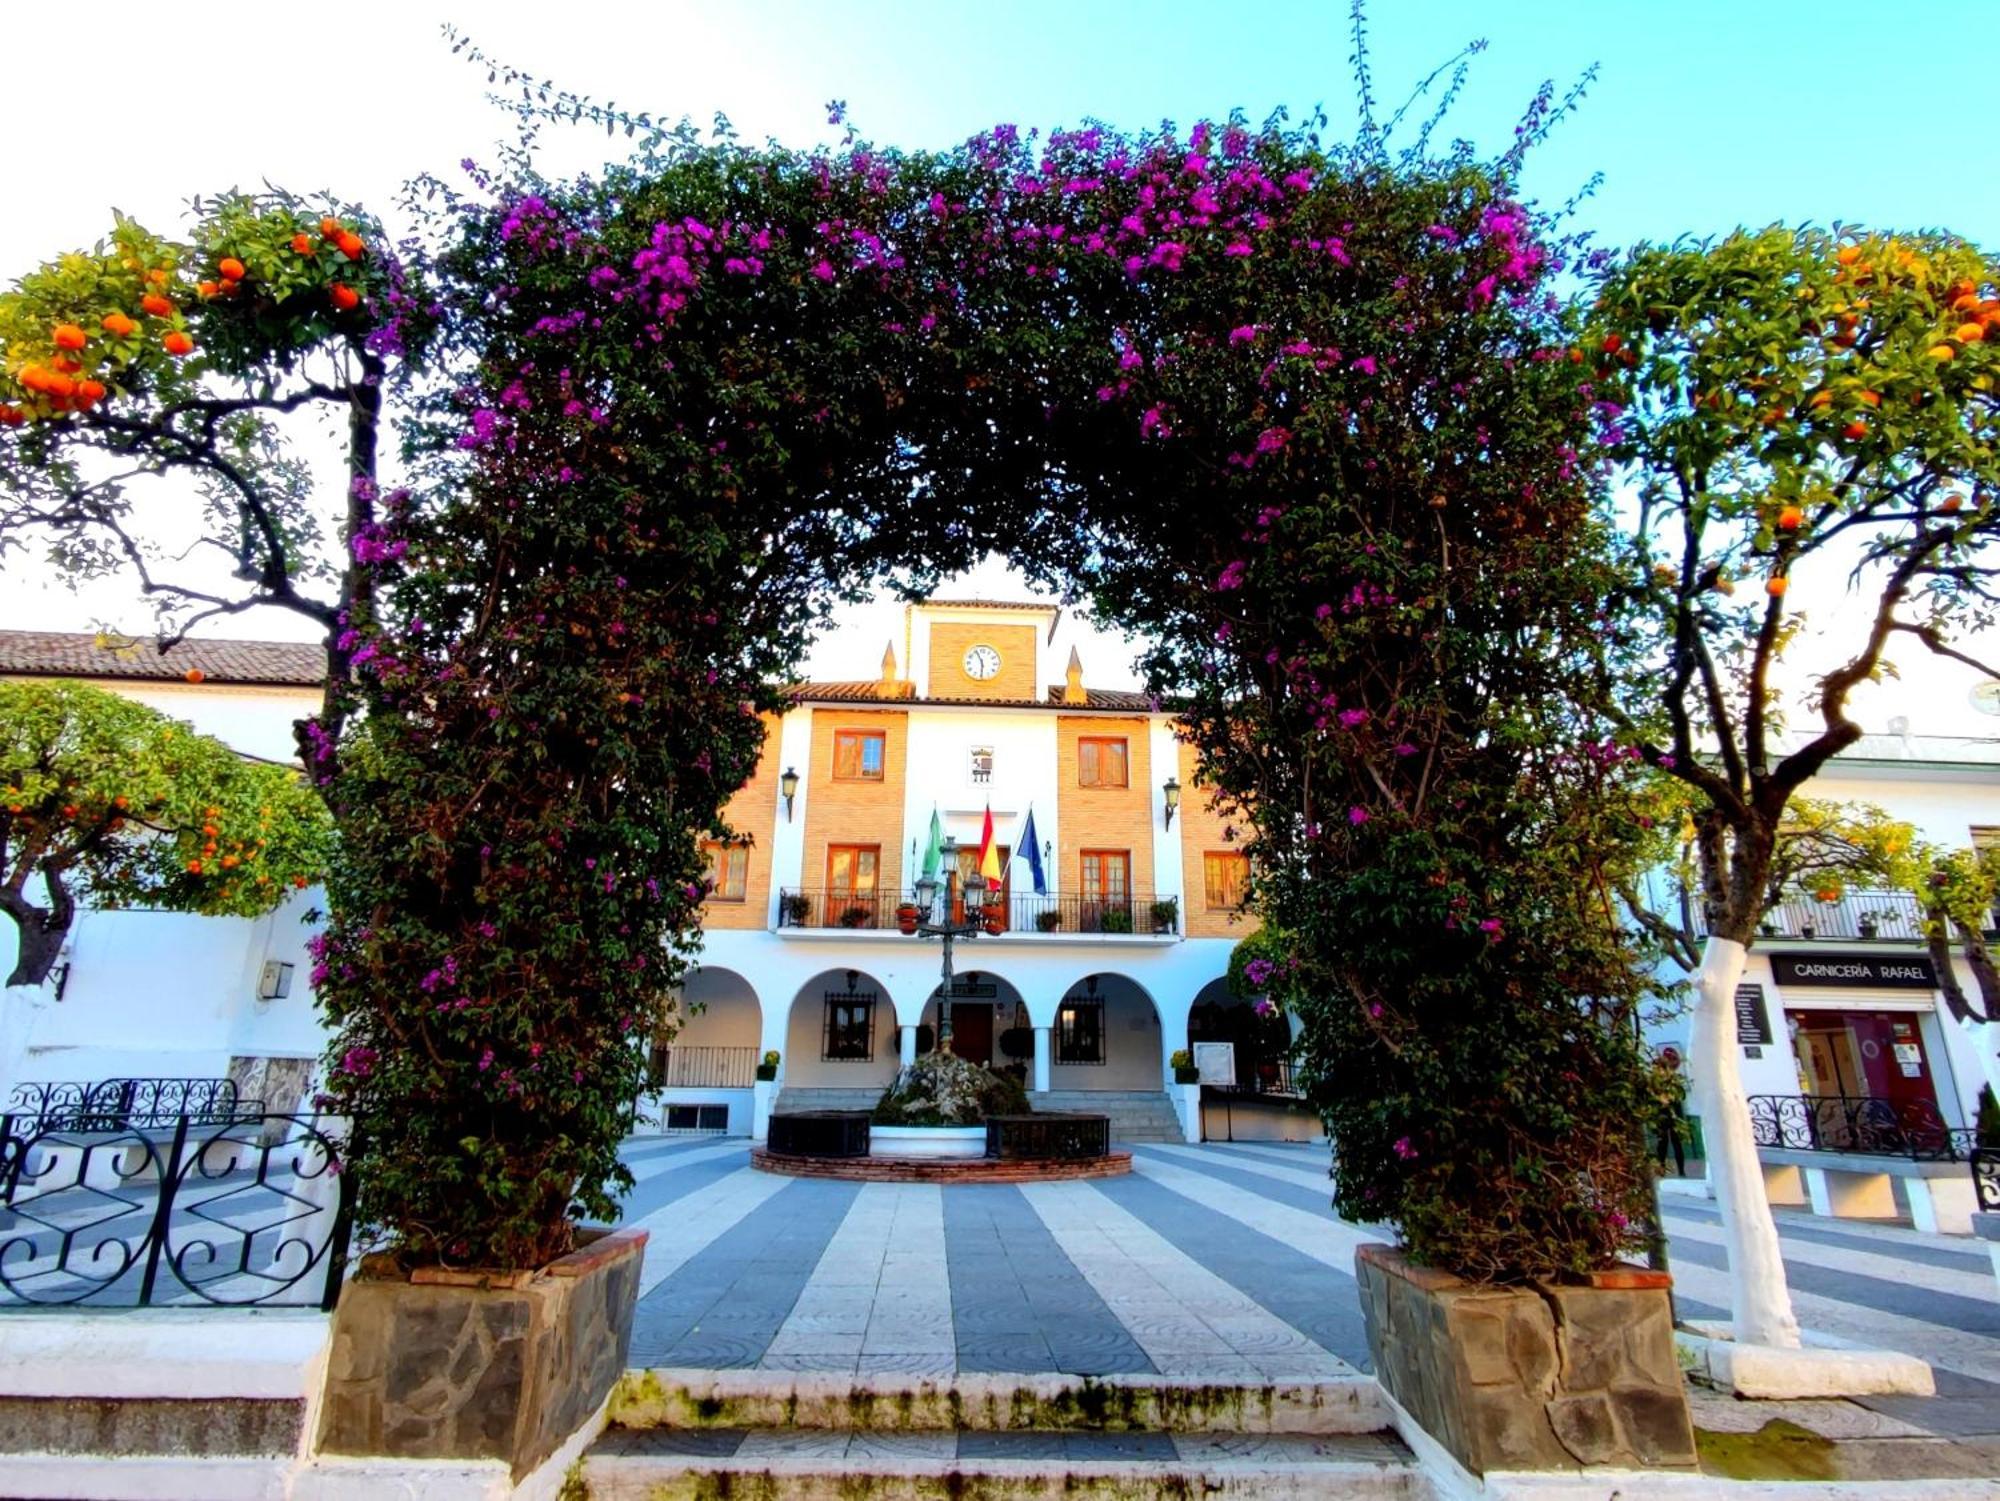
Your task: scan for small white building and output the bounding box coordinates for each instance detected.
[0,632,328,1119]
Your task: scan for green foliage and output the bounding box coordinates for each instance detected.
[1586,227,2000,941]
[0,679,330,985]
[1979,1084,2000,1152]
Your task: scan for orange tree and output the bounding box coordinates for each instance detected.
[1588,227,2000,1346]
[0,679,330,986]
[309,53,1662,1274]
[0,193,429,756]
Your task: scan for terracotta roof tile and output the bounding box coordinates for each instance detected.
[916,598,1061,613]
[0,630,324,687]
[784,681,1154,712]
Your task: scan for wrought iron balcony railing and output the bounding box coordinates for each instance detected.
[777,888,1178,936]
[1677,886,1995,944]
[1747,1092,1975,1162]
[1199,1056,1305,1100]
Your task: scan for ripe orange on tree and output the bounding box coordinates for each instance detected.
[1777,505,1804,531]
[319,216,341,237]
[162,331,195,357]
[0,406,24,426]
[1941,494,1965,514]
[1843,420,1868,440]
[218,257,246,281]
[329,283,360,312]
[52,323,86,351]
[1836,245,1862,266]
[1957,323,1986,343]
[100,312,136,337]
[291,233,314,255]
[334,231,364,259]
[1766,576,1789,597]
[140,293,174,318]
[75,379,106,406]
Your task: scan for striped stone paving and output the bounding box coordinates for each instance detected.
[610,1135,2000,1439]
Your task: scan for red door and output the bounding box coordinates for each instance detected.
[952,1004,994,1066]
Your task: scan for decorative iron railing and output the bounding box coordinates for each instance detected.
[649,1046,758,1090]
[766,1110,871,1158]
[1972,1149,2000,1213]
[1682,887,1977,944]
[1747,1093,1976,1162]
[985,1114,1110,1160]
[778,888,1174,936]
[7,1078,263,1134]
[0,1112,356,1309]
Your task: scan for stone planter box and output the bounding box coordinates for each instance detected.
[869,1125,987,1159]
[1355,1243,1696,1476]
[317,1225,647,1482]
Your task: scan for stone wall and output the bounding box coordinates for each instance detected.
[317,1226,646,1481]
[1355,1243,1697,1475]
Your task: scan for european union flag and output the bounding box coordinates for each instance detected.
[1020,806,1047,895]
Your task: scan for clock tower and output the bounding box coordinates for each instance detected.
[907,600,1058,701]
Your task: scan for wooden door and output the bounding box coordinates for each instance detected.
[952,1003,994,1066]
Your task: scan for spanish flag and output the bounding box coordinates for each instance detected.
[977,804,1002,883]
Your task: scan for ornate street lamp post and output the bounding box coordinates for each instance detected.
[908,835,986,1051]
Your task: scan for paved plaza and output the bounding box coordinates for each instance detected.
[608,1135,2000,1453]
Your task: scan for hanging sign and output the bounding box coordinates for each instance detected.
[1734,984,1773,1046]
[1770,953,1936,989]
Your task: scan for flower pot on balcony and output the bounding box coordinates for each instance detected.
[781,894,812,926]
[1149,899,1179,935]
[317,1226,647,1483]
[1035,910,1063,933]
[1174,1066,1200,1085]
[754,1064,778,1082]
[1355,1244,1696,1476]
[896,903,921,935]
[982,911,1006,935]
[839,904,871,928]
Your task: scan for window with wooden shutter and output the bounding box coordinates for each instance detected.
[832,729,886,781]
[703,841,749,901]
[1076,736,1129,788]
[825,845,880,896]
[1203,851,1249,910]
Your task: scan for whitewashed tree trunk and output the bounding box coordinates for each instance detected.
[1690,935,1800,1348]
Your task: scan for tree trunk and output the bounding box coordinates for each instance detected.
[0,891,68,989]
[1689,935,1800,1348]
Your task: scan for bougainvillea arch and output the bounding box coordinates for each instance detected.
[293,85,1665,1277]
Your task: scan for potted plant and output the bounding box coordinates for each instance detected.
[1801,919,1816,940]
[982,907,1006,935]
[896,900,921,935]
[839,903,871,928]
[782,892,812,926]
[1149,896,1179,934]
[998,1026,1034,1061]
[1100,906,1133,935]
[1858,909,1889,940]
[1170,1047,1199,1085]
[756,1050,780,1082]
[1035,909,1063,933]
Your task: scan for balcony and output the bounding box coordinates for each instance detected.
[646,1045,758,1090]
[1684,887,1932,944]
[776,888,1181,938]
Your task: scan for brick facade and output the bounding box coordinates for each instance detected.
[1177,739,1261,941]
[704,715,782,930]
[1055,715,1154,899]
[801,708,910,901]
[926,621,1039,701]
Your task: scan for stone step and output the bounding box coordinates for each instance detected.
[612,1370,1390,1434]
[585,1427,1425,1499]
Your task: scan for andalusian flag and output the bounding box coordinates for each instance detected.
[920,808,945,883]
[977,804,1002,882]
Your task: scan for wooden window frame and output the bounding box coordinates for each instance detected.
[823,994,876,1061]
[1055,999,1106,1065]
[832,729,887,782]
[1076,735,1130,789]
[1080,849,1131,899]
[1203,850,1250,911]
[825,844,882,895]
[703,840,750,902]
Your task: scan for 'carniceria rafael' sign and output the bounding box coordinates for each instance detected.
[1771,953,1937,989]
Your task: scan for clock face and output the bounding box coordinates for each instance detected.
[963,645,1002,681]
[1973,681,2000,717]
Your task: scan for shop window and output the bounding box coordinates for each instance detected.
[833,730,886,781]
[1077,736,1129,788]
[663,1104,730,1133]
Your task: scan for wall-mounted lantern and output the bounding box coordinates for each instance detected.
[1162,777,1182,831]
[780,766,800,822]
